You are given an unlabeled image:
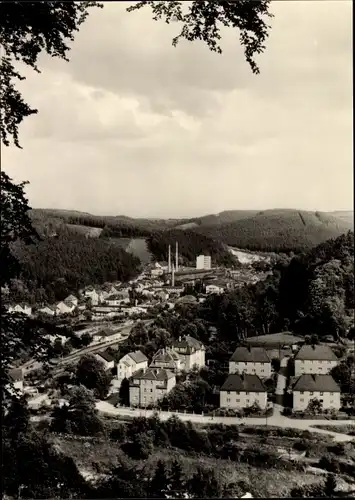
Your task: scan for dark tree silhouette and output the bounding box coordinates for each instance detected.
[128,1,273,75]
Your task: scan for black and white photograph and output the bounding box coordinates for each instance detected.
[1,1,354,498]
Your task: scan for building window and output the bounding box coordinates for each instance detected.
[144,388,146,392]
[300,398,304,402]
[227,391,230,395]
[310,392,314,395]
[150,389,153,392]
[236,399,240,402]
[320,392,324,396]
[236,392,240,395]
[330,392,334,396]
[246,392,249,395]
[227,398,231,402]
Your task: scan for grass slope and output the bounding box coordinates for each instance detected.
[192,209,353,252]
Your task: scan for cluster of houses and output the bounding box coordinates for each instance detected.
[114,335,206,407]
[220,344,341,412]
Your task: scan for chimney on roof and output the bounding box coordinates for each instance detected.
[178,336,181,342]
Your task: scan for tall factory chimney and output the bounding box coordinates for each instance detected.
[168,245,171,273]
[175,241,179,272]
[171,264,175,286]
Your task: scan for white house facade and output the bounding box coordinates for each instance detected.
[220,374,267,410]
[229,347,271,378]
[294,345,338,376]
[292,374,341,411]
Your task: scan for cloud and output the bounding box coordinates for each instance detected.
[3,0,352,217]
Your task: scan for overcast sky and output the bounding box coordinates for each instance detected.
[3,1,352,218]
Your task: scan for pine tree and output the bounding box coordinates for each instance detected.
[169,459,185,498]
[324,473,337,497]
[149,460,169,498]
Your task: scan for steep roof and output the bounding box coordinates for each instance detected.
[130,367,175,382]
[151,348,180,364]
[230,346,270,363]
[128,350,148,364]
[294,345,338,361]
[292,374,340,393]
[220,374,266,393]
[172,335,204,351]
[65,294,77,301]
[96,350,115,363]
[8,368,23,382]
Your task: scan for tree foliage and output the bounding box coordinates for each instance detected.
[75,355,111,399]
[128,1,272,75]
[0,1,102,147]
[10,232,140,302]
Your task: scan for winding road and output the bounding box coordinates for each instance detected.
[96,401,355,443]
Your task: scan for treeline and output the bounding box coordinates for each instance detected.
[147,229,236,267]
[193,210,352,253]
[9,234,140,303]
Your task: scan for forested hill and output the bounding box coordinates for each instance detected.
[30,208,353,254]
[9,234,140,303]
[169,231,354,345]
[192,210,353,252]
[277,230,354,338]
[147,229,236,268]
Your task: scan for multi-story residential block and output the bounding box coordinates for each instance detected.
[196,255,212,270]
[171,335,206,371]
[150,348,183,372]
[220,373,267,410]
[229,347,271,378]
[129,367,176,407]
[294,345,338,376]
[116,350,148,385]
[292,374,341,411]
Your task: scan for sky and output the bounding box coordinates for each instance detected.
[3,1,353,218]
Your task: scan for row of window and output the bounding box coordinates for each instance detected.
[226,391,263,395]
[298,360,334,364]
[299,391,334,396]
[232,362,268,366]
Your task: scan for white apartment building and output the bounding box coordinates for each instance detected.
[129,367,176,407]
[229,347,271,378]
[116,350,148,385]
[171,335,206,371]
[292,374,341,412]
[294,345,338,376]
[196,255,212,270]
[220,374,267,410]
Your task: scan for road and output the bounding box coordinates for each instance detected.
[96,401,355,443]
